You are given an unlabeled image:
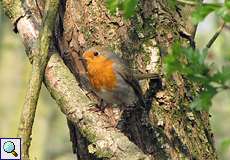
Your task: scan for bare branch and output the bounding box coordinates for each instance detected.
[14,0,59,159]
[177,0,198,6]
[0,0,25,28]
[135,73,160,80]
[205,22,225,49]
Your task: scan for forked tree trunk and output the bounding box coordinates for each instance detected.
[1,0,218,159]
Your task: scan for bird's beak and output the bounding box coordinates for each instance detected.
[79,57,88,65]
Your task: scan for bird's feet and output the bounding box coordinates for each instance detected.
[87,99,109,112]
[87,102,122,127]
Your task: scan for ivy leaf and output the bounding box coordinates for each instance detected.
[192,4,221,24]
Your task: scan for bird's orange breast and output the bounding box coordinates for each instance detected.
[87,57,117,91]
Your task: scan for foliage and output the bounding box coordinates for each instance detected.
[106,0,230,111]
[164,43,230,111]
[164,1,230,111]
[192,1,230,23]
[220,138,230,155]
[106,0,138,18]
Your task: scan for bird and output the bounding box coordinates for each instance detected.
[82,46,145,108]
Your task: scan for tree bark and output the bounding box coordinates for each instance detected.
[1,0,218,159]
[17,0,59,159]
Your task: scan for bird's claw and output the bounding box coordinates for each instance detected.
[87,101,99,107]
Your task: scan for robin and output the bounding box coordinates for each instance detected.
[82,46,145,108]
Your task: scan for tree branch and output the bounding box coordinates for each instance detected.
[44,53,151,160]
[1,0,60,159]
[0,0,25,28]
[205,22,225,50]
[177,0,198,6]
[1,0,218,159]
[1,0,151,159]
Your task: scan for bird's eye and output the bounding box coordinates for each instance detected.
[93,51,99,56]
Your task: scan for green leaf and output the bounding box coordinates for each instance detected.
[192,4,221,24]
[212,66,230,84]
[225,1,230,9]
[220,138,230,153]
[164,42,183,76]
[164,43,229,111]
[106,0,138,18]
[190,86,217,111]
[217,6,230,22]
[106,0,119,14]
[122,0,138,18]
[199,49,208,64]
[164,43,208,78]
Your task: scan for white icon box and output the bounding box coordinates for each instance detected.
[0,138,21,160]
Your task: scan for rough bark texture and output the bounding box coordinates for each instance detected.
[56,0,217,159]
[17,0,59,159]
[1,0,218,159]
[56,0,216,159]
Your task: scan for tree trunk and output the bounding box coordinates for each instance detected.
[1,0,218,159]
[57,0,217,159]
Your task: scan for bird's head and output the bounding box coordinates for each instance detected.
[82,46,113,64]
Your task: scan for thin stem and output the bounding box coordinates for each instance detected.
[205,22,225,49]
[135,73,160,80]
[176,0,198,5]
[192,24,198,40]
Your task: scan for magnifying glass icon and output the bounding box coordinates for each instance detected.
[3,141,18,157]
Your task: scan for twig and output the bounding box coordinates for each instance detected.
[176,0,198,5]
[35,0,43,18]
[135,73,160,80]
[17,0,59,159]
[191,24,198,40]
[205,22,225,49]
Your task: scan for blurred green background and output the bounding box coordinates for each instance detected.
[0,4,230,160]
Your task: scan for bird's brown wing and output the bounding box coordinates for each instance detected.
[114,61,145,107]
